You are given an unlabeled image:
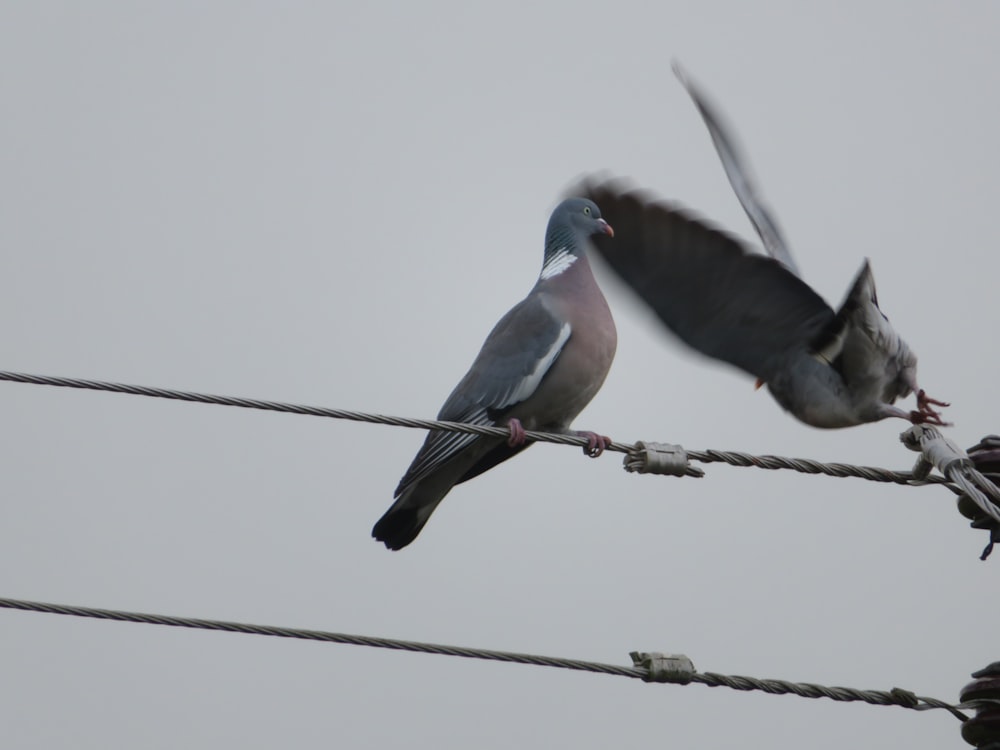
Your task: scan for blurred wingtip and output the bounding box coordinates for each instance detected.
[561,170,631,202]
[671,59,688,84]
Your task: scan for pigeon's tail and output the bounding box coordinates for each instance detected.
[371,489,446,551]
[375,428,507,550]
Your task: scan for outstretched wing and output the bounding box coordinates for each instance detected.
[674,62,800,277]
[575,179,833,381]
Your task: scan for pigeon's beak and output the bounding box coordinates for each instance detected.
[597,219,614,238]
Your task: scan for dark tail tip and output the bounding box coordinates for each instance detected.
[371,507,424,551]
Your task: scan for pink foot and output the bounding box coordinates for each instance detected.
[506,418,527,447]
[575,430,611,458]
[912,389,952,426]
[909,410,951,427]
[918,389,950,411]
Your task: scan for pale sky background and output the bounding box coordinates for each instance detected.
[1,3,997,748]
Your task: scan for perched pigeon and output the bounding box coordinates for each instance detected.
[373,198,617,550]
[572,67,947,429]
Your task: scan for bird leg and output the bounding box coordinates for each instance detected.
[574,430,612,458]
[910,389,952,427]
[506,418,527,447]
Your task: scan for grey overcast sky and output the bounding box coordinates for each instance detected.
[1,3,997,748]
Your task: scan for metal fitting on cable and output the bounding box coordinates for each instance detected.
[960,662,1000,749]
[901,424,973,479]
[629,651,697,684]
[901,427,1000,560]
[623,442,704,478]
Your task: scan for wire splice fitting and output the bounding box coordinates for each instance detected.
[623,442,704,478]
[629,651,697,684]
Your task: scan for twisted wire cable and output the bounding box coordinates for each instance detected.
[0,370,955,489]
[0,596,972,720]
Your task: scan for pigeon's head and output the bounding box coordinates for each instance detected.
[552,197,614,243]
[544,198,614,266]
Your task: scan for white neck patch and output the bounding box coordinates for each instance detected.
[539,247,576,280]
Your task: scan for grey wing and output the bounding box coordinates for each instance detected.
[576,179,834,381]
[394,295,570,496]
[674,62,801,277]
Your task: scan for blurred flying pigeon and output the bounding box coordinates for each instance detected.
[572,65,947,429]
[373,198,617,550]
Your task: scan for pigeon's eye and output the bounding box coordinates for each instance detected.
[583,206,592,216]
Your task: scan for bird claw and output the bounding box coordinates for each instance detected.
[506,418,527,447]
[917,389,950,410]
[575,430,611,458]
[911,389,952,427]
[909,411,951,427]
